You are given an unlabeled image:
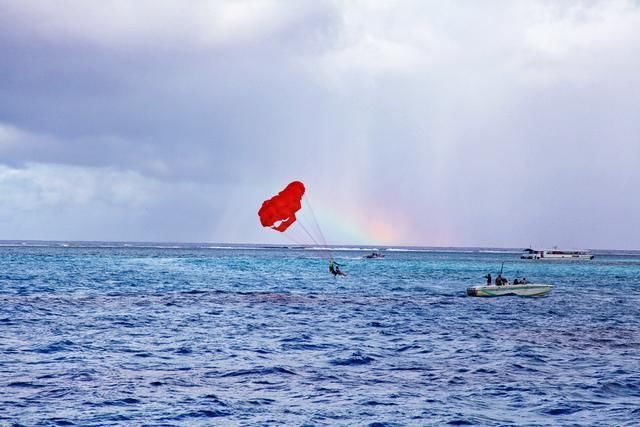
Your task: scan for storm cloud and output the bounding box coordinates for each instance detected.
[1,0,639,248]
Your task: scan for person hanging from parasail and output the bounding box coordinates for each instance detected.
[329,260,347,277]
[258,180,345,277]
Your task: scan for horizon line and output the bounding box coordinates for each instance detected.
[0,239,637,253]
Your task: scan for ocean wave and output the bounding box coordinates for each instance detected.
[386,247,521,254]
[0,240,637,257]
[330,351,376,366]
[218,366,297,378]
[205,246,265,250]
[304,247,380,251]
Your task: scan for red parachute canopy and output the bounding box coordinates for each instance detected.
[258,181,306,232]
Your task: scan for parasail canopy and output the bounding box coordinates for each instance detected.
[258,181,306,232]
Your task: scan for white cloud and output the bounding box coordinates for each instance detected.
[0,162,280,243]
[0,122,51,153]
[520,0,640,59]
[0,163,158,212]
[0,0,331,49]
[512,0,640,86]
[298,0,640,90]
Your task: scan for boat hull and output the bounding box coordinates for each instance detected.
[521,249,593,260]
[521,255,593,260]
[466,284,554,297]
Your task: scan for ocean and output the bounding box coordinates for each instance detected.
[1,242,639,426]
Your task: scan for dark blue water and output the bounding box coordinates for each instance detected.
[1,243,639,425]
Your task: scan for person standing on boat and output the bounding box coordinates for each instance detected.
[484,273,492,285]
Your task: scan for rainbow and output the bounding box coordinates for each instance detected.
[296,200,406,246]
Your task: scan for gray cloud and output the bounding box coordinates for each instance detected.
[0,1,639,248]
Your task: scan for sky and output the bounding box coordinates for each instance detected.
[0,0,639,249]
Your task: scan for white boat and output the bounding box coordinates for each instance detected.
[520,248,593,260]
[466,283,554,297]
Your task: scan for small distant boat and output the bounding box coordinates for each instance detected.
[364,252,385,259]
[520,248,593,260]
[467,283,554,297]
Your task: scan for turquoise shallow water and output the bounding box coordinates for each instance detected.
[1,243,639,425]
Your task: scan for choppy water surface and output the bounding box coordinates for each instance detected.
[1,244,639,425]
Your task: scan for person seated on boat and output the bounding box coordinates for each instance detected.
[495,274,502,286]
[484,273,491,285]
[522,277,528,284]
[513,278,520,285]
